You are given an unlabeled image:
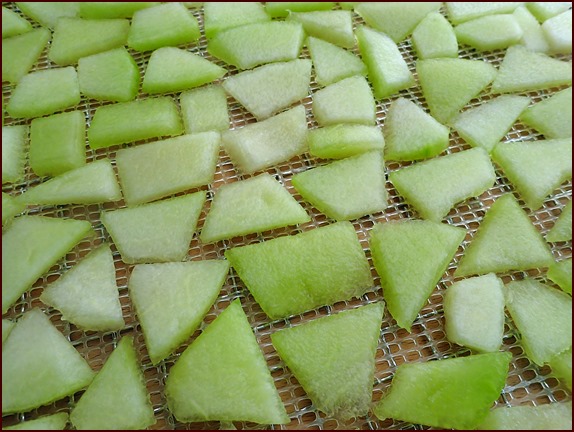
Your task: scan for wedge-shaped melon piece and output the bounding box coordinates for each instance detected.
[370,219,465,330]
[446,2,523,25]
[374,352,511,429]
[204,2,270,39]
[527,2,571,22]
[307,36,366,87]
[520,87,572,139]
[2,7,32,38]
[222,59,311,120]
[2,412,69,430]
[271,302,384,419]
[40,245,124,331]
[88,97,183,149]
[265,2,334,18]
[79,2,159,19]
[491,46,572,94]
[548,259,572,295]
[2,27,51,83]
[180,85,229,133]
[492,138,572,210]
[165,300,289,424]
[225,222,373,319]
[101,192,205,263]
[417,58,497,124]
[2,308,95,415]
[455,14,523,51]
[2,193,26,226]
[477,402,573,430]
[2,125,27,184]
[549,348,572,391]
[383,97,449,161]
[129,260,229,364]
[308,124,384,159]
[451,95,530,153]
[2,216,93,314]
[542,9,572,54]
[201,174,309,243]
[444,273,505,352]
[412,12,458,59]
[207,21,304,70]
[547,200,572,242]
[390,147,496,222]
[16,2,78,28]
[2,319,15,344]
[70,336,155,430]
[292,151,387,221]
[222,105,307,174]
[288,10,354,48]
[505,279,572,366]
[513,6,550,53]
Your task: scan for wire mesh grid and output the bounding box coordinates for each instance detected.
[2,2,572,430]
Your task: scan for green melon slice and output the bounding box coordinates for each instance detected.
[527,2,571,22]
[383,97,449,161]
[491,138,572,210]
[222,59,311,120]
[374,352,511,429]
[446,2,524,25]
[520,87,572,139]
[455,14,523,51]
[165,299,289,424]
[477,401,572,430]
[542,10,572,54]
[40,245,124,332]
[548,259,572,295]
[2,412,69,430]
[265,2,334,18]
[2,192,26,226]
[513,6,551,53]
[2,7,32,38]
[225,222,373,320]
[129,260,229,365]
[288,10,354,48]
[2,319,15,344]
[2,216,93,314]
[2,27,51,83]
[2,125,27,184]
[16,2,79,28]
[307,124,384,159]
[180,85,229,133]
[271,302,384,419]
[79,2,159,19]
[203,2,270,39]
[2,308,95,415]
[370,219,465,330]
[292,151,387,221]
[101,192,205,263]
[547,200,572,242]
[307,36,366,87]
[549,348,572,391]
[412,12,458,59]
[69,336,156,430]
[389,147,496,222]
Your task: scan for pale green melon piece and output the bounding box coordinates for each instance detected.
[142,47,227,94]
[79,2,159,18]
[203,2,270,39]
[2,319,15,344]
[542,9,572,54]
[455,14,523,51]
[101,192,205,263]
[180,85,229,133]
[2,125,27,184]
[40,245,124,332]
[16,2,79,28]
[307,124,384,159]
[307,36,366,87]
[87,97,183,149]
[288,10,354,48]
[2,308,95,415]
[116,133,218,206]
[225,222,373,320]
[383,97,449,161]
[292,151,387,221]
[446,2,523,24]
[412,12,458,59]
[417,58,497,124]
[2,7,32,38]
[128,2,200,52]
[207,21,304,70]
[451,95,530,153]
[2,412,69,430]
[549,348,572,391]
[547,200,572,242]
[339,2,359,10]
[2,193,26,226]
[2,27,51,83]
[513,6,550,53]
[444,273,505,352]
[222,59,311,120]
[69,336,156,430]
[389,147,496,222]
[527,2,571,22]
[222,105,308,174]
[165,300,289,424]
[271,302,384,419]
[548,259,572,295]
[373,352,511,429]
[477,402,572,430]
[200,173,310,243]
[491,138,572,210]
[129,260,229,364]
[265,2,334,18]
[456,194,554,277]
[520,87,572,139]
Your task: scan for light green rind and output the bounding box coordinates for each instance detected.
[2,27,51,84]
[548,259,572,295]
[412,12,458,59]
[446,2,524,25]
[477,402,573,430]
[520,87,572,139]
[2,412,69,430]
[79,2,159,19]
[549,348,572,391]
[16,2,79,28]
[513,6,550,53]
[1,193,25,226]
[2,7,32,38]
[542,9,572,54]
[307,36,366,87]
[2,319,15,344]
[454,14,523,51]
[203,2,270,39]
[2,125,28,184]
[265,2,334,18]
[288,10,354,48]
[307,124,384,159]
[180,85,229,133]
[547,200,572,242]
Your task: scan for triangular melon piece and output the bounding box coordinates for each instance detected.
[307,124,384,159]
[2,412,69,430]
[369,219,465,330]
[513,5,551,53]
[412,12,458,59]
[69,336,156,429]
[446,2,524,25]
[2,27,51,84]
[2,192,26,226]
[542,9,572,54]
[203,2,270,39]
[477,401,573,430]
[520,86,572,139]
[491,138,572,210]
[307,36,366,87]
[549,348,572,391]
[2,125,28,184]
[129,260,230,365]
[40,244,124,332]
[288,10,354,48]
[454,14,523,51]
[455,194,554,277]
[101,192,205,264]
[271,302,383,419]
[548,258,572,295]
[2,6,32,38]
[15,2,78,28]
[2,308,95,415]
[2,319,15,344]
[547,200,572,242]
[165,300,289,424]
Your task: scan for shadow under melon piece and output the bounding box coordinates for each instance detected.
[412,12,458,59]
[548,258,572,295]
[180,85,229,134]
[307,124,384,159]
[2,412,69,430]
[542,9,572,54]
[477,401,573,430]
[265,2,334,18]
[446,2,523,25]
[520,87,572,139]
[2,6,32,38]
[16,2,78,28]
[79,2,159,19]
[455,14,523,51]
[2,125,28,184]
[288,10,354,48]
[1,192,26,226]
[2,27,51,84]
[549,348,572,391]
[203,2,270,39]
[547,200,572,242]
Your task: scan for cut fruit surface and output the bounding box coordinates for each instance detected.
[2,6,32,38]
[1,192,25,226]
[203,2,270,39]
[520,87,572,139]
[446,2,524,25]
[288,10,354,48]
[2,412,69,430]
[79,2,160,19]
[307,124,384,159]
[265,2,334,18]
[454,14,523,51]
[307,36,366,87]
[412,12,458,59]
[2,27,51,84]
[180,85,229,133]
[2,125,27,184]
[2,319,15,344]
[15,2,78,28]
[549,348,572,391]
[542,9,572,54]
[548,259,572,295]
[527,2,572,22]
[547,200,572,242]
[477,402,573,430]
[513,5,551,53]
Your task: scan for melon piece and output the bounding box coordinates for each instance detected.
[389,147,496,222]
[2,412,69,430]
[2,216,93,314]
[40,245,124,332]
[491,138,572,210]
[527,2,572,22]
[455,14,523,51]
[15,2,79,28]
[2,308,95,415]
[370,219,465,330]
[69,336,156,430]
[129,260,229,364]
[115,133,218,206]
[207,21,304,70]
[222,105,307,174]
[265,2,334,18]
[513,6,551,53]
[203,2,270,39]
[547,200,572,242]
[200,173,310,243]
[271,302,384,419]
[340,2,359,10]
[446,2,524,25]
[2,27,51,83]
[543,10,572,54]
[2,125,27,184]
[2,319,15,344]
[222,59,311,120]
[288,10,354,48]
[79,2,159,19]
[548,259,572,295]
[373,352,511,429]
[383,97,449,161]
[477,402,573,430]
[2,193,26,226]
[292,151,387,221]
[101,192,205,263]
[307,36,366,87]
[549,348,572,391]
[87,97,183,149]
[417,58,497,124]
[225,222,373,320]
[180,85,229,133]
[412,12,458,59]
[2,7,32,38]
[520,87,572,139]
[165,300,289,424]
[307,124,384,159]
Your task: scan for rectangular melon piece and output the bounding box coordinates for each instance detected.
[520,87,572,139]
[477,401,572,430]
[203,2,270,39]
[79,2,159,19]
[3,412,69,430]
[307,124,384,159]
[180,85,229,134]
[2,125,28,184]
[15,2,79,28]
[2,6,32,38]
[2,27,51,84]
[548,258,572,295]
[265,2,334,18]
[412,12,458,59]
[225,222,373,320]
[454,14,523,51]
[547,200,572,242]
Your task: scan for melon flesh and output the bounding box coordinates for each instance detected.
[2,27,51,84]
[477,402,572,430]
[520,87,572,139]
[288,10,354,48]
[446,2,524,25]
[16,2,79,28]
[548,259,572,295]
[265,2,334,18]
[180,85,229,134]
[454,14,523,51]
[549,348,572,391]
[2,125,28,184]
[203,2,270,39]
[412,12,458,59]
[513,6,550,53]
[2,193,26,226]
[546,200,572,242]
[2,6,32,38]
[542,9,572,54]
[307,124,384,159]
[2,319,15,344]
[2,412,69,430]
[527,2,571,22]
[79,2,159,19]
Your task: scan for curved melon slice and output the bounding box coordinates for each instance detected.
[477,401,572,430]
[2,125,28,184]
[307,36,366,87]
[203,2,270,39]
[307,124,384,159]
[549,348,572,391]
[1,193,26,226]
[2,319,15,344]
[288,10,354,48]
[548,258,572,295]
[2,412,69,430]
[455,14,523,51]
[265,2,334,18]
[412,12,458,59]
[547,200,572,242]
[180,85,229,134]
[15,2,78,28]
[520,87,572,139]
[446,2,523,25]
[2,6,32,38]
[2,27,51,84]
